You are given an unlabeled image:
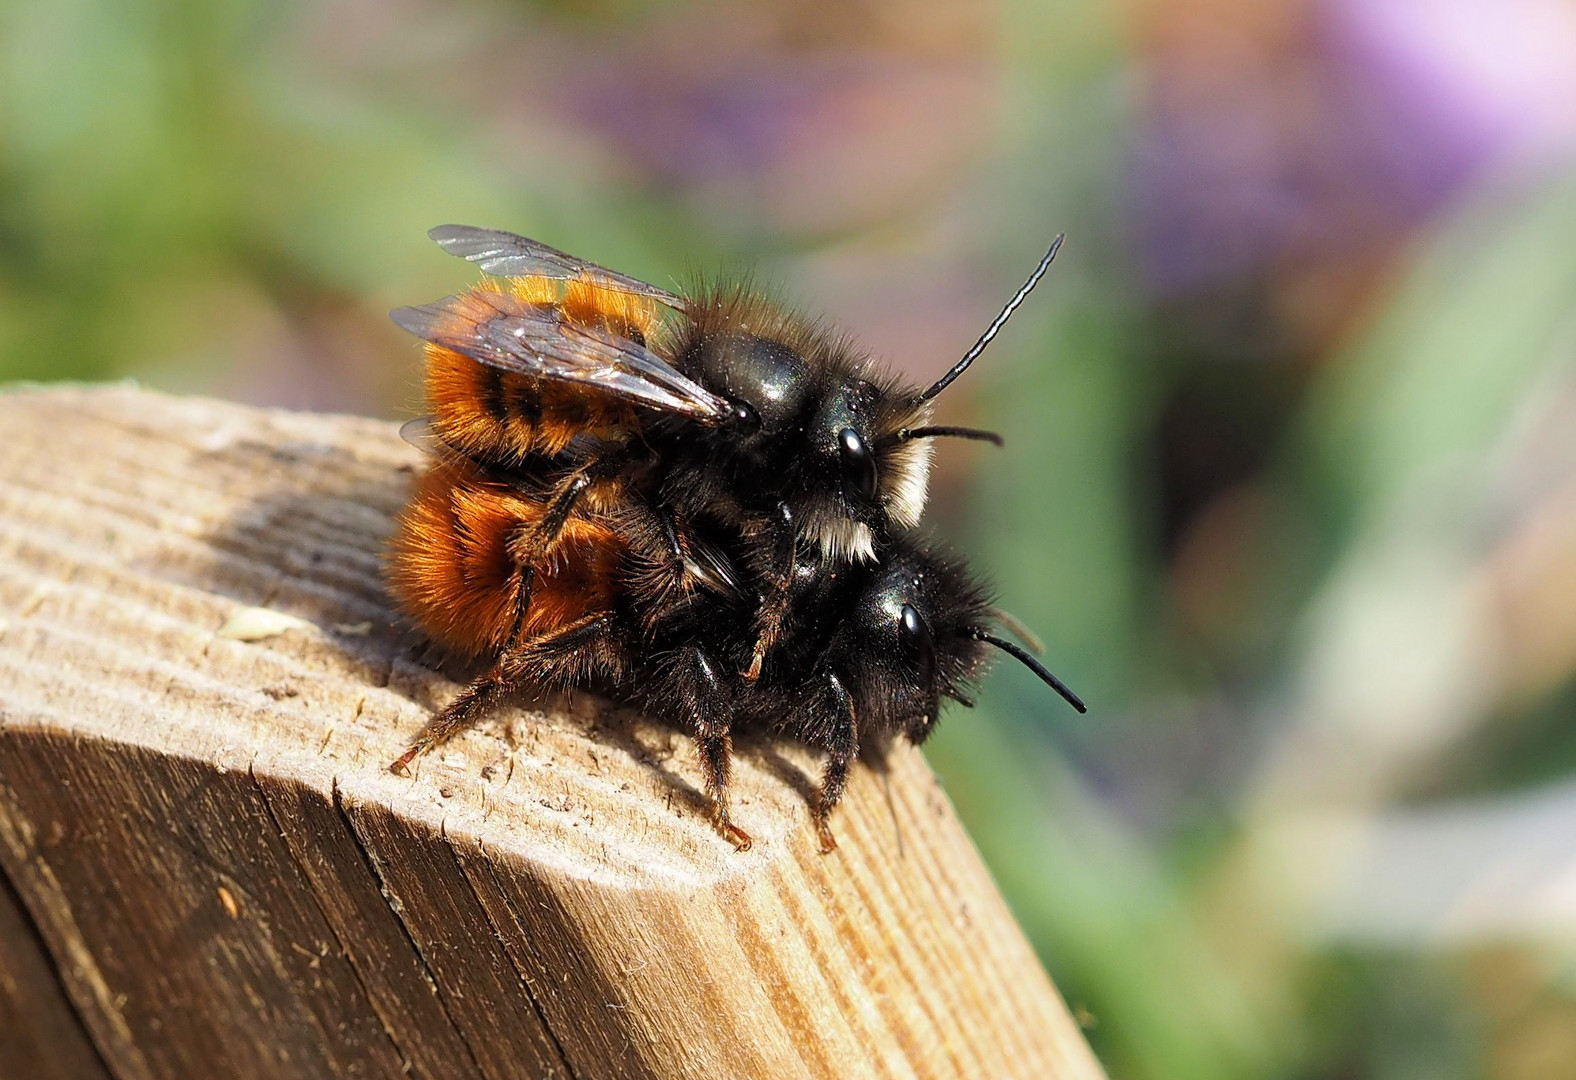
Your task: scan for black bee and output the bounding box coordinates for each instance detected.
[388,440,1085,849]
[389,225,1061,680]
[628,532,1086,851]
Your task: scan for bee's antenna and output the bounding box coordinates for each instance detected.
[916,234,1065,404]
[896,425,1005,447]
[970,629,1086,713]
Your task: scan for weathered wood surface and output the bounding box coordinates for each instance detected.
[0,385,1105,1080]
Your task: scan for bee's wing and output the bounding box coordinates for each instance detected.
[399,415,503,472]
[428,225,684,310]
[398,415,446,456]
[682,532,743,596]
[391,290,730,422]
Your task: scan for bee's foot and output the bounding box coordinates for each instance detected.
[815,815,838,854]
[712,808,753,851]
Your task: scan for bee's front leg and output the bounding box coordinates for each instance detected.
[670,646,751,851]
[812,672,858,854]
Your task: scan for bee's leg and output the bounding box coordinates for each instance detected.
[644,507,740,597]
[505,468,596,571]
[391,564,535,776]
[813,673,858,854]
[389,670,503,776]
[741,589,789,681]
[742,501,796,680]
[498,551,537,652]
[655,510,700,594]
[499,612,623,687]
[672,646,751,851]
[390,612,617,776]
[505,462,636,649]
[496,468,602,655]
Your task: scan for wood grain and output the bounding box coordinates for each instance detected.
[0,385,1105,1080]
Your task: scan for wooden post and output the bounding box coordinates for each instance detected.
[0,385,1105,1080]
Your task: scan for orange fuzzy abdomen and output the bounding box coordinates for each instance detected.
[425,275,665,462]
[386,461,626,658]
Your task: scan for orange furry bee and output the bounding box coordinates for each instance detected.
[384,226,1072,844]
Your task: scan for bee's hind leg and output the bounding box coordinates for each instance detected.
[390,668,505,776]
[391,603,618,777]
[391,563,537,777]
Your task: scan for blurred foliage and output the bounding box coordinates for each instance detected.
[5,0,1576,1077]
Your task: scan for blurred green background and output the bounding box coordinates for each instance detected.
[5,0,1576,1075]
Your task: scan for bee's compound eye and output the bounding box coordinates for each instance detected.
[899,602,937,685]
[838,427,878,503]
[730,400,761,434]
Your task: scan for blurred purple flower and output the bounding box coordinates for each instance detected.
[1325,0,1576,200]
[562,47,990,234]
[1131,0,1576,296]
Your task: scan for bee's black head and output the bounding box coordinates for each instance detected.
[680,283,1042,566]
[832,541,993,743]
[831,538,1086,743]
[788,372,937,563]
[687,316,937,562]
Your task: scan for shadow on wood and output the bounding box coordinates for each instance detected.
[0,385,1106,1080]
